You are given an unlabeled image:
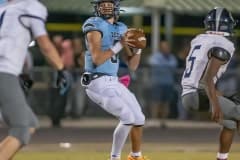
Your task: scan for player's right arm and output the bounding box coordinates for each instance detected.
[36,35,64,70]
[202,47,231,122]
[26,2,64,71]
[86,30,119,66]
[83,18,123,66]
[27,1,70,94]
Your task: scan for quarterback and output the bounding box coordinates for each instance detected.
[181,7,238,160]
[81,0,146,160]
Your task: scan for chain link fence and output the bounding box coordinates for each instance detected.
[28,67,240,120]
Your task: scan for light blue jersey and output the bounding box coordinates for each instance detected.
[82,17,127,76]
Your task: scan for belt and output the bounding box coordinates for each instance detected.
[90,72,107,80]
[81,72,108,86]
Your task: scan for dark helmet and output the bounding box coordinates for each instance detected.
[204,7,236,35]
[91,0,121,20]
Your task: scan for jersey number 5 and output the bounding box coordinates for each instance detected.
[184,45,201,78]
[0,10,6,31]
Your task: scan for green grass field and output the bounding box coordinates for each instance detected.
[14,143,240,160]
[15,151,240,160]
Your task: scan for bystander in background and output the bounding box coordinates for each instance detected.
[148,40,178,128]
[48,35,74,127]
[65,37,87,119]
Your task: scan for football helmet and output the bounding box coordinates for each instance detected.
[91,0,121,20]
[204,7,236,36]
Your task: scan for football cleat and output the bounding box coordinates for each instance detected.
[127,155,149,160]
[108,157,121,160]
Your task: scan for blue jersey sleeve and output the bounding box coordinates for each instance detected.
[82,17,104,36]
[116,22,128,37]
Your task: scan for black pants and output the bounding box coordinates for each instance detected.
[48,88,68,127]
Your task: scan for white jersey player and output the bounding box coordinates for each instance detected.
[0,0,71,159]
[181,33,235,96]
[181,7,239,160]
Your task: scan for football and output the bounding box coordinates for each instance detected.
[124,28,147,49]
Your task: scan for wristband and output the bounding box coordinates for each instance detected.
[135,49,142,55]
[110,42,123,55]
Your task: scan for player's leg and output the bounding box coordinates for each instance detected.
[183,92,240,120]
[0,128,36,160]
[217,96,238,160]
[182,91,200,111]
[86,87,134,160]
[118,85,146,159]
[218,96,240,120]
[111,123,132,160]
[0,108,38,160]
[217,126,235,160]
[217,120,236,160]
[0,73,39,160]
[0,136,21,160]
[129,126,142,153]
[128,119,145,159]
[217,95,240,135]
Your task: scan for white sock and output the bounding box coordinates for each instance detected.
[111,123,131,158]
[111,156,120,160]
[217,152,228,159]
[131,151,142,157]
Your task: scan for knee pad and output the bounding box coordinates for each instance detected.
[221,120,237,130]
[133,112,145,126]
[103,95,135,125]
[218,96,240,120]
[86,88,135,125]
[119,106,135,125]
[9,127,33,145]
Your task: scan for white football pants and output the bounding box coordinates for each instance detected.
[85,76,145,125]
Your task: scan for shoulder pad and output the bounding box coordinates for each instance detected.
[208,47,231,62]
[26,1,47,21]
[82,17,104,35]
[115,21,128,35]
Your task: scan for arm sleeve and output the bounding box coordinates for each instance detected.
[30,17,47,38]
[27,1,48,38]
[82,18,103,37]
[208,47,231,62]
[117,22,128,36]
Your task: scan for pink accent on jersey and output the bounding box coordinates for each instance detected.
[119,74,131,87]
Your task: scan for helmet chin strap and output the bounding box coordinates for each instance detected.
[206,31,230,36]
[102,14,114,20]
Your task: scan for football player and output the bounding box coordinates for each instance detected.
[181,7,238,160]
[0,0,71,159]
[81,0,146,160]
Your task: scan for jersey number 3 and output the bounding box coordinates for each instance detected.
[184,45,201,78]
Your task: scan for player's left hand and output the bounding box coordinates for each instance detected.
[123,28,147,49]
[56,69,72,95]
